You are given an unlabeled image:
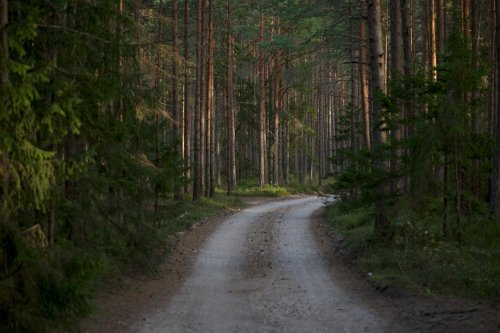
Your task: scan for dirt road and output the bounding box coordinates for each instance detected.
[128,196,393,332]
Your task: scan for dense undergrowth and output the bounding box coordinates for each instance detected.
[0,193,246,333]
[1,181,317,333]
[325,200,500,301]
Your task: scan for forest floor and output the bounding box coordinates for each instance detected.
[81,196,500,333]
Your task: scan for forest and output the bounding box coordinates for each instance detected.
[1,0,500,331]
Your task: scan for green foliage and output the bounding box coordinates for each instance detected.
[324,202,375,251]
[0,1,188,331]
[0,222,108,333]
[327,24,500,301]
[232,178,319,197]
[325,202,500,301]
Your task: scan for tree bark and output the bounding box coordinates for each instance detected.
[1,0,8,84]
[436,0,446,67]
[206,0,215,197]
[390,0,404,78]
[226,0,237,195]
[359,12,371,149]
[367,0,389,231]
[349,0,357,155]
[429,0,438,79]
[154,0,163,212]
[183,0,191,194]
[258,14,267,189]
[172,0,182,200]
[272,48,281,186]
[490,0,500,215]
[193,0,203,202]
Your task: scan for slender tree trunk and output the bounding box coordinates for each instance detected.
[154,0,163,212]
[491,0,497,139]
[349,1,357,155]
[490,0,500,215]
[436,0,446,67]
[206,0,215,197]
[401,0,413,138]
[258,14,267,189]
[272,51,281,186]
[208,0,217,198]
[463,0,471,41]
[183,0,191,194]
[390,0,404,78]
[200,0,207,195]
[193,0,203,202]
[389,0,404,195]
[226,0,237,195]
[367,0,389,232]
[359,8,371,149]
[1,0,8,84]
[172,0,182,200]
[471,0,479,132]
[429,0,438,79]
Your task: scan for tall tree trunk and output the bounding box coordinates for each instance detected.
[429,0,438,79]
[401,0,414,138]
[463,0,471,41]
[272,50,281,186]
[349,1,357,155]
[367,0,389,231]
[154,0,163,212]
[207,0,215,197]
[359,11,371,149]
[471,0,479,132]
[172,0,182,200]
[1,0,8,84]
[183,0,191,194]
[193,0,203,202]
[389,0,404,195]
[258,14,267,189]
[390,0,404,78]
[436,0,446,67]
[211,0,217,198]
[490,0,500,215]
[226,0,237,195]
[200,0,207,195]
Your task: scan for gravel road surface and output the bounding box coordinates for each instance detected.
[130,196,388,333]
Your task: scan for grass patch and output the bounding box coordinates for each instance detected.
[231,179,321,197]
[324,201,500,301]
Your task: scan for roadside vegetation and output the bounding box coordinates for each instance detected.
[1,177,310,333]
[0,193,245,333]
[325,201,500,301]
[4,0,500,332]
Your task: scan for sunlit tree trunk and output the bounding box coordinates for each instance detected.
[193,0,203,202]
[359,4,371,149]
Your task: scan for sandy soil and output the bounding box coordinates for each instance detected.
[81,196,500,333]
